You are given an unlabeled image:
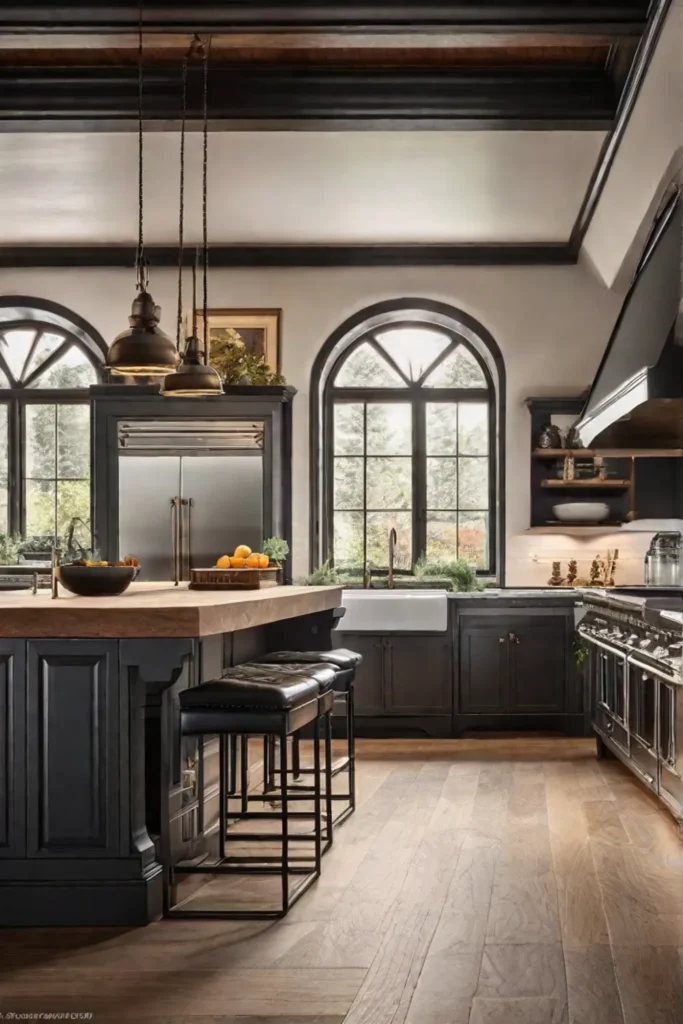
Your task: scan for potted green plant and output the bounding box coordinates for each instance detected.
[262,537,290,583]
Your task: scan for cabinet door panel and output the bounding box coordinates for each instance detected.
[27,641,119,858]
[385,636,452,715]
[509,618,567,713]
[459,621,509,713]
[339,634,384,716]
[0,641,26,858]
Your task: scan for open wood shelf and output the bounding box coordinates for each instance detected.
[533,448,683,459]
[541,479,630,489]
[526,524,623,535]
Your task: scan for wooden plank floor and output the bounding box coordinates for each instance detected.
[1,738,682,1023]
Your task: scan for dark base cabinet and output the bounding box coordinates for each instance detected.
[337,598,581,738]
[335,632,452,736]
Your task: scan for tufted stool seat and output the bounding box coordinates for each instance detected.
[163,667,330,921]
[254,647,362,829]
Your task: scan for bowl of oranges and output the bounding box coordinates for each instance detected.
[189,546,278,590]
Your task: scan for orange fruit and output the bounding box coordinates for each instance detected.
[258,554,270,569]
[216,555,231,569]
[234,544,252,560]
[230,556,247,569]
[245,554,261,568]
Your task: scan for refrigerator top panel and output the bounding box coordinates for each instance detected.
[118,419,265,453]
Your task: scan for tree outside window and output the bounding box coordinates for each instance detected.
[325,323,495,574]
[0,312,104,546]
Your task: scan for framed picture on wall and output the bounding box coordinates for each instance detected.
[194,308,282,377]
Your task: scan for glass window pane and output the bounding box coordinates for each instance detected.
[427,457,457,509]
[57,480,91,538]
[366,511,412,569]
[334,403,364,455]
[334,457,364,510]
[26,479,56,538]
[459,512,489,569]
[23,332,64,383]
[426,512,459,562]
[423,345,487,388]
[334,343,405,388]
[459,457,489,510]
[333,511,364,568]
[459,403,489,455]
[27,344,97,389]
[426,403,458,456]
[374,327,449,382]
[2,328,37,382]
[366,457,411,510]
[366,403,411,455]
[26,404,57,479]
[57,404,90,478]
[0,405,7,532]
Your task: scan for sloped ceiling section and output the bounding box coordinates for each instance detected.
[0,130,605,246]
[581,0,682,288]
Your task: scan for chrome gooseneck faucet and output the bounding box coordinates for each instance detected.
[388,528,398,589]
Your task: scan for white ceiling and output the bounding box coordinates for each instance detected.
[0,130,605,246]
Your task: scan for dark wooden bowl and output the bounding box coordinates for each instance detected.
[57,564,138,597]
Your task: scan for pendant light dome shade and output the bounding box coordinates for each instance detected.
[162,334,222,396]
[108,290,180,377]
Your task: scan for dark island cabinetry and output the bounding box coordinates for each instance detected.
[0,640,25,860]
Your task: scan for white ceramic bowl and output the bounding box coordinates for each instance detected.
[552,502,610,524]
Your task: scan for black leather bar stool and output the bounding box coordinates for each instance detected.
[256,648,362,827]
[164,669,325,920]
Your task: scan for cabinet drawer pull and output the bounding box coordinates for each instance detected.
[508,633,520,644]
[499,637,506,644]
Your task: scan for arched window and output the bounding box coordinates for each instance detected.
[312,301,504,577]
[0,298,107,543]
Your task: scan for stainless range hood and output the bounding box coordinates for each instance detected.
[576,187,683,449]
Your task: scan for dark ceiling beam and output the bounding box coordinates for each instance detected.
[0,66,616,130]
[569,0,673,252]
[0,3,649,34]
[0,244,576,269]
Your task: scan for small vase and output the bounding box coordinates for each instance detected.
[538,424,562,449]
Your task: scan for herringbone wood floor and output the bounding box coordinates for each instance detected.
[1,738,682,1023]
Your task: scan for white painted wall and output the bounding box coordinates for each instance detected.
[581,0,683,288]
[0,263,634,582]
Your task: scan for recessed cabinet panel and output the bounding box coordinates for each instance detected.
[459,621,508,713]
[27,641,119,857]
[509,619,567,713]
[385,636,452,716]
[343,634,384,716]
[0,642,26,858]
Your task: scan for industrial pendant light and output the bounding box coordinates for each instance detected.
[107,0,179,379]
[163,38,222,398]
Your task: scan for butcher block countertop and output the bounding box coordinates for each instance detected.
[0,582,343,639]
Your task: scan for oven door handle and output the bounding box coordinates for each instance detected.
[627,655,677,683]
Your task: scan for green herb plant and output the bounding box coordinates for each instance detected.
[413,556,483,592]
[262,537,290,568]
[0,533,22,566]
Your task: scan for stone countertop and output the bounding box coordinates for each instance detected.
[448,588,576,600]
[0,582,343,639]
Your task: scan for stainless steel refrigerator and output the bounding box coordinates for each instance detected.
[117,419,264,582]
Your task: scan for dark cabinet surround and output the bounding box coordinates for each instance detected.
[338,596,581,738]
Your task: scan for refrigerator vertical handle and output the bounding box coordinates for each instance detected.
[170,497,181,586]
[183,498,193,580]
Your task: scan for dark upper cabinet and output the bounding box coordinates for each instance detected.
[0,641,26,859]
[386,636,452,715]
[508,617,568,713]
[26,640,120,858]
[458,609,574,718]
[459,620,508,713]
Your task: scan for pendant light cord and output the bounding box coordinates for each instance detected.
[202,37,211,365]
[175,54,188,352]
[135,0,147,292]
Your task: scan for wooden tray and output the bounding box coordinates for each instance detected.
[189,567,280,591]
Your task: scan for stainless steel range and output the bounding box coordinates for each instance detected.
[579,590,683,823]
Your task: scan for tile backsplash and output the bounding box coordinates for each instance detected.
[507,531,651,587]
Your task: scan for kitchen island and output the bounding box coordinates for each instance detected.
[0,582,342,927]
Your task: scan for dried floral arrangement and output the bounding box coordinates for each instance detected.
[208,332,286,386]
[548,551,618,587]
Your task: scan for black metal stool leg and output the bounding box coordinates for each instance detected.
[313,714,322,874]
[347,686,356,812]
[241,736,249,813]
[324,709,334,848]
[228,735,238,795]
[279,725,290,915]
[292,733,301,780]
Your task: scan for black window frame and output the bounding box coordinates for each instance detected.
[322,320,497,576]
[0,302,107,540]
